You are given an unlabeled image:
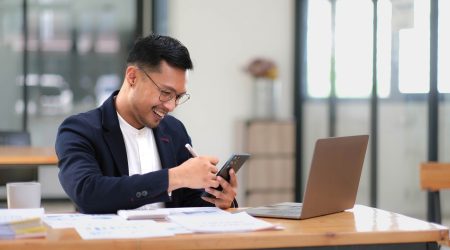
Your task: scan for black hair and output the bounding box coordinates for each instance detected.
[127,34,193,71]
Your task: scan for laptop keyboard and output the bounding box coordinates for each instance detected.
[246,202,303,218]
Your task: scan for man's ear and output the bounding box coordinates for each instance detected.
[125,66,137,86]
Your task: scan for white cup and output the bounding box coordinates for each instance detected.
[6,182,41,209]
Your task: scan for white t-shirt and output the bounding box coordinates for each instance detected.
[117,113,163,208]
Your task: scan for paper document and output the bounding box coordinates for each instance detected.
[75,220,174,240]
[163,206,229,216]
[158,222,193,235]
[168,212,278,233]
[43,213,123,229]
[118,206,228,220]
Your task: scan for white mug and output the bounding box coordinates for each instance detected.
[6,182,41,209]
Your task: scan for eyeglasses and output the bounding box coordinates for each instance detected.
[137,67,190,105]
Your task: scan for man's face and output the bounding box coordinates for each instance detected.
[127,61,189,129]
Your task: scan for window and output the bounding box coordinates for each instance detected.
[306,0,449,98]
[397,0,429,94]
[439,0,450,93]
[335,0,373,98]
[306,0,332,98]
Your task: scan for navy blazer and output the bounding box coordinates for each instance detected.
[56,91,212,213]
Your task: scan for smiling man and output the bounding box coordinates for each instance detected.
[55,34,238,214]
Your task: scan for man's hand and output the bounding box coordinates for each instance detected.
[201,169,238,209]
[168,156,219,192]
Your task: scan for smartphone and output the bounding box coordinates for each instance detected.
[201,153,250,199]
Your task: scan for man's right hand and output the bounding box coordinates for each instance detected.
[168,156,219,192]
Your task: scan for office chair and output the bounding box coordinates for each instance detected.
[0,131,38,186]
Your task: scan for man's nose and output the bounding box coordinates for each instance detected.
[162,98,177,111]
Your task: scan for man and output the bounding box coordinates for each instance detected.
[56,34,237,214]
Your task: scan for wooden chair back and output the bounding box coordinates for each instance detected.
[420,162,450,191]
[420,162,450,246]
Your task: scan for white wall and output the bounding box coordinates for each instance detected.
[168,0,294,165]
[167,0,294,204]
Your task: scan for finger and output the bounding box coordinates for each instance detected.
[204,156,219,165]
[228,169,238,188]
[216,177,236,202]
[208,179,220,188]
[207,172,219,187]
[217,176,230,191]
[201,196,216,205]
[213,198,232,209]
[210,165,218,174]
[217,176,236,200]
[205,187,224,199]
[208,171,217,180]
[202,192,232,209]
[211,157,219,165]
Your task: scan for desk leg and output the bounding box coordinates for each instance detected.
[428,191,442,224]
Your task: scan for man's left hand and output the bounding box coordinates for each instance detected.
[201,169,237,209]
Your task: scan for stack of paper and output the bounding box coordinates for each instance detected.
[117,209,170,220]
[0,208,47,239]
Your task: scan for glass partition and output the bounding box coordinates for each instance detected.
[305,0,433,218]
[0,0,136,199]
[24,0,135,147]
[0,0,24,130]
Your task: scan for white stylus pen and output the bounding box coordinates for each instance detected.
[185,143,199,157]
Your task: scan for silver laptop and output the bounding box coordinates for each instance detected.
[245,135,369,220]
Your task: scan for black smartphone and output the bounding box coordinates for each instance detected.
[201,153,250,198]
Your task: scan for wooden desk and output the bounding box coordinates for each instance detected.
[0,146,58,166]
[0,205,447,250]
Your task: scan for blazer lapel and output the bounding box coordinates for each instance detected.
[153,126,176,169]
[101,91,129,176]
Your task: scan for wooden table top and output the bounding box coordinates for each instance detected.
[0,205,447,250]
[0,146,58,166]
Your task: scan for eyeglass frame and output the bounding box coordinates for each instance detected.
[136,66,190,105]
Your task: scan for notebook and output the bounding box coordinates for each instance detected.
[245,135,369,220]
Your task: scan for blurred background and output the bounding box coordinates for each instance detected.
[0,0,449,222]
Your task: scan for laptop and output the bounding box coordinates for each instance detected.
[245,135,369,220]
